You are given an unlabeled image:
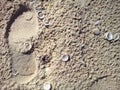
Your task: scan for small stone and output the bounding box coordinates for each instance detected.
[43,82,51,90]
[41,55,50,64]
[93,28,100,35]
[40,74,46,80]
[80,44,85,50]
[105,32,113,41]
[25,12,33,21]
[40,65,45,69]
[95,20,101,26]
[62,54,70,62]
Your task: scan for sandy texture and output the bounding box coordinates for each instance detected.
[0,0,120,90]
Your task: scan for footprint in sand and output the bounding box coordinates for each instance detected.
[5,5,38,84]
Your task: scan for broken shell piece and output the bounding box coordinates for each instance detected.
[62,54,70,62]
[114,33,120,41]
[43,82,51,90]
[38,11,44,19]
[105,32,113,41]
[44,19,50,27]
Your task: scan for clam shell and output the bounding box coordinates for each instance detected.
[43,82,51,90]
[105,32,113,41]
[62,54,70,62]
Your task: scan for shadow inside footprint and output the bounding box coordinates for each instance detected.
[5,4,29,39]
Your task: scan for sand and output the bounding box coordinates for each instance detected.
[0,0,120,90]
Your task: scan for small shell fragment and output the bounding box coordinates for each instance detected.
[95,20,101,26]
[105,32,113,41]
[113,33,120,41]
[62,54,70,62]
[43,82,51,90]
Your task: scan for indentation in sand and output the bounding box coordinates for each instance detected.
[5,5,39,84]
[89,76,118,90]
[8,11,38,45]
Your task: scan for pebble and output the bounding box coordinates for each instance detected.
[93,28,100,35]
[43,82,51,90]
[25,12,33,21]
[41,55,49,64]
[62,54,70,62]
[105,32,113,41]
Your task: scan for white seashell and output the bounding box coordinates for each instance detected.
[113,33,120,41]
[38,11,44,19]
[105,32,113,41]
[43,82,51,90]
[62,54,70,62]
